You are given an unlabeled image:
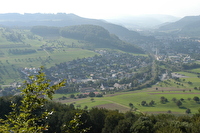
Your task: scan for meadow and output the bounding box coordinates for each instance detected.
[54,71,200,115]
[0,29,98,84]
[189,68,200,73]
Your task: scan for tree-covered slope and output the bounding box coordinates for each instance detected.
[31,25,144,53]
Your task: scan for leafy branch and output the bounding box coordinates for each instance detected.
[0,67,66,133]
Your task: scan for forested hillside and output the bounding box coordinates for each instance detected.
[31,25,144,53]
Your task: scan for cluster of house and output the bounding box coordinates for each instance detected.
[155,54,195,63]
[18,50,151,95]
[79,83,132,94]
[49,50,149,82]
[140,35,199,63]
[20,67,40,76]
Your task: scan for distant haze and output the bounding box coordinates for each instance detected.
[106,14,181,29]
[1,0,200,19]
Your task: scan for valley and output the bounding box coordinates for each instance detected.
[0,0,200,130]
[0,13,200,115]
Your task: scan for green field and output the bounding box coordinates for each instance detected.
[1,48,96,66]
[54,88,200,115]
[189,68,200,73]
[155,71,200,89]
[54,70,200,115]
[0,29,99,84]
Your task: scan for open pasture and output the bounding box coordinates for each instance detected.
[155,71,200,89]
[56,87,200,114]
[189,68,200,73]
[56,71,200,114]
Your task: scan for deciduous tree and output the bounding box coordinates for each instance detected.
[129,103,134,110]
[176,100,182,107]
[193,96,200,103]
[0,67,66,133]
[186,108,191,114]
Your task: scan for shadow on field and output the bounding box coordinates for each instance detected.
[179,106,187,109]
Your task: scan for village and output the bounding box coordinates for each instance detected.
[18,50,152,94]
[18,41,199,95]
[2,37,200,96]
[140,35,199,63]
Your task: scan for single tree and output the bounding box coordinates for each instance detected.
[91,98,94,102]
[193,96,200,103]
[149,100,155,106]
[167,110,172,113]
[172,97,177,102]
[141,101,147,106]
[186,108,191,114]
[89,92,95,97]
[176,100,182,107]
[84,105,88,110]
[70,94,75,98]
[180,98,184,101]
[160,96,168,104]
[129,103,134,110]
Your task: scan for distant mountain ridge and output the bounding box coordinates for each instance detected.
[159,16,200,30]
[0,13,151,43]
[158,15,200,37]
[106,14,180,29]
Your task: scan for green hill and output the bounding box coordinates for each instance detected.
[31,25,144,53]
[158,15,200,37]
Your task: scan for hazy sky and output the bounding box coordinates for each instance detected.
[1,0,200,19]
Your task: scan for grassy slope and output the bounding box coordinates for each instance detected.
[0,29,97,84]
[189,68,200,73]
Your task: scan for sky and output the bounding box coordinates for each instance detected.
[1,0,200,19]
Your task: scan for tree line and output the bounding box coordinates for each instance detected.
[2,95,200,133]
[8,48,36,55]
